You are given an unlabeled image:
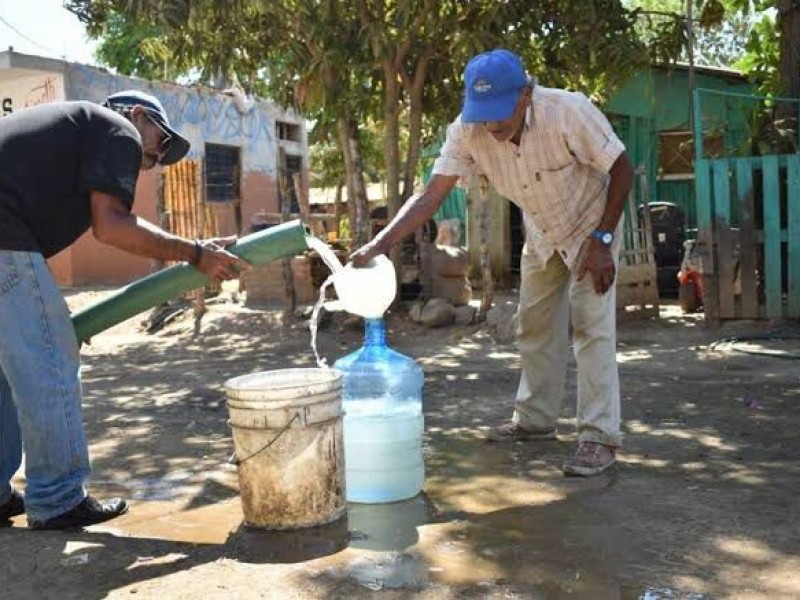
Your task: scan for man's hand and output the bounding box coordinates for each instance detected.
[576,237,616,295]
[194,236,251,283]
[349,239,385,268]
[90,192,249,282]
[348,174,458,268]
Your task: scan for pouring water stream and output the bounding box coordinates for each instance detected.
[306,236,343,368]
[305,235,396,368]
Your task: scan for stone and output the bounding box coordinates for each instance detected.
[486,301,518,344]
[453,305,477,325]
[408,302,424,323]
[431,276,472,306]
[343,315,363,330]
[294,305,314,320]
[420,298,455,328]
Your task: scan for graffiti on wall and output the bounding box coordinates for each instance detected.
[65,64,302,176]
[1,74,65,117]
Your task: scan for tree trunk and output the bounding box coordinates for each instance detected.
[336,117,369,248]
[402,54,430,201]
[348,121,370,247]
[477,175,493,320]
[777,0,800,99]
[383,60,403,268]
[277,148,296,316]
[776,0,800,143]
[334,179,344,239]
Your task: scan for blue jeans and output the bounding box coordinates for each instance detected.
[0,250,89,521]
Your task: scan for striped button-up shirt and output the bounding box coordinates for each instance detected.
[432,85,625,270]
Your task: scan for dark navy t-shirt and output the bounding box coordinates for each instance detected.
[0,101,141,257]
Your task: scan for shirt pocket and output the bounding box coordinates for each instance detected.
[531,161,577,201]
[0,253,19,298]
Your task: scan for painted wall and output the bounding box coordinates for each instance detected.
[62,64,307,283]
[607,66,754,228]
[64,63,304,177]
[0,72,65,114]
[0,68,84,285]
[1,54,307,286]
[607,66,752,129]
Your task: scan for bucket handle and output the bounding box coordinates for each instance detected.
[230,412,300,466]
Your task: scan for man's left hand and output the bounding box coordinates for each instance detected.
[576,238,616,295]
[196,236,251,283]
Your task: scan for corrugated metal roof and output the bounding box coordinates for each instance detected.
[308,182,386,205]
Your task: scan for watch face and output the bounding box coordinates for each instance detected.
[601,232,613,245]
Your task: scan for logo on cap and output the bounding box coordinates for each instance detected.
[473,79,493,94]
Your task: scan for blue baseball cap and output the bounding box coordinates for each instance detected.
[103,89,191,165]
[461,49,527,123]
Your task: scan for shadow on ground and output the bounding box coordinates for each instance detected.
[2,298,798,598]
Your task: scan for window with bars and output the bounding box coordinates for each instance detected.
[658,131,724,178]
[276,121,302,142]
[205,143,241,202]
[281,154,303,213]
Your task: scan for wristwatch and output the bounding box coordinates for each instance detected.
[591,229,613,246]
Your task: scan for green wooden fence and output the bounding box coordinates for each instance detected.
[694,88,800,320]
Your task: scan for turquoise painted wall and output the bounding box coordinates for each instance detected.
[607,66,754,228]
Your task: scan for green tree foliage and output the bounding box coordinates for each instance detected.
[68,0,670,244]
[88,12,179,80]
[735,11,780,87]
[68,1,275,91]
[309,120,385,189]
[624,0,758,68]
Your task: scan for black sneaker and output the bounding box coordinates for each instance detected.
[0,489,25,521]
[28,496,128,530]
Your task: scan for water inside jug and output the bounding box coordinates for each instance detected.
[334,317,425,503]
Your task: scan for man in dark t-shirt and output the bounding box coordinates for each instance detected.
[0,90,248,530]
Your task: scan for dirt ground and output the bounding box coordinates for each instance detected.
[2,286,799,600]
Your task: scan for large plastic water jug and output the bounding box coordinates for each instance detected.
[333,317,425,503]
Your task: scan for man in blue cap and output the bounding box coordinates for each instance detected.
[352,49,633,476]
[0,90,248,529]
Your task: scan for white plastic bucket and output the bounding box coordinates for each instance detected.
[225,368,346,529]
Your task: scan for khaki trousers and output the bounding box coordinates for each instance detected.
[512,247,621,447]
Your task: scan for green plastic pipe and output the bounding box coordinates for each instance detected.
[71,219,310,343]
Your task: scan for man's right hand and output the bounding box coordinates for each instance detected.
[348,174,457,268]
[349,239,385,268]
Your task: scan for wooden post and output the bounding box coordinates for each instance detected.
[293,172,310,226]
[638,169,654,267]
[193,160,206,331]
[736,158,759,319]
[278,147,296,315]
[637,169,658,314]
[155,166,168,271]
[477,175,493,319]
[334,181,344,239]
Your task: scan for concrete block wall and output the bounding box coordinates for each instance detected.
[244,256,317,305]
